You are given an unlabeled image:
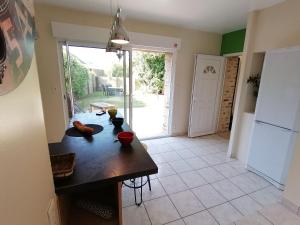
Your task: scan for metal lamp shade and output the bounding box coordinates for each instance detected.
[110,19,130,45]
[106,38,122,52]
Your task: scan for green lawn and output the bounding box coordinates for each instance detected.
[76,91,146,112]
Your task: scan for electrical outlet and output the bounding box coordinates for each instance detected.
[47,198,61,225]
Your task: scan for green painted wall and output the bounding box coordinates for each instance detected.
[221,29,246,55]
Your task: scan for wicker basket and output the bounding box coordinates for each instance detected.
[50,153,75,179]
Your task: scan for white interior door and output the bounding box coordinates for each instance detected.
[188,55,224,137]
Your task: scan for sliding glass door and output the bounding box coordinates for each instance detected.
[60,42,132,126]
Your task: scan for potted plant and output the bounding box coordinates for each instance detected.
[247,73,261,97]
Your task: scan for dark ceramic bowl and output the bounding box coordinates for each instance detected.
[117,131,134,146]
[112,117,124,128]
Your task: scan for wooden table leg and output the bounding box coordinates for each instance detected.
[57,195,70,225]
[116,182,122,225]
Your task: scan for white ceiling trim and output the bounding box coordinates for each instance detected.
[38,0,286,33]
[51,22,181,52]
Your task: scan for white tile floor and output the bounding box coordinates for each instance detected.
[122,135,300,225]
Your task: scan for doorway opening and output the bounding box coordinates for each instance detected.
[131,49,173,139]
[217,56,241,139]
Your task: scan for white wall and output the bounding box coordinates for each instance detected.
[0,56,55,225]
[235,112,255,164]
[228,11,258,160]
[244,53,265,113]
[34,3,221,143]
[253,0,300,52]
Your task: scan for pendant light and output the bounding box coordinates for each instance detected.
[110,8,130,45]
[106,37,121,52]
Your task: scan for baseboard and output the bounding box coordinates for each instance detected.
[246,165,285,190]
[170,132,187,137]
[47,196,61,225]
[281,197,300,216]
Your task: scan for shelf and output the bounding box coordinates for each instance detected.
[58,183,122,225]
[69,206,117,225]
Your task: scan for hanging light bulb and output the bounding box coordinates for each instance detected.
[106,37,121,52]
[110,8,130,45]
[116,50,123,60]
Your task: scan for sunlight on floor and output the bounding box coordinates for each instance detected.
[132,94,168,139]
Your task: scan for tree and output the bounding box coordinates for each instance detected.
[134,52,165,94]
[63,53,89,99]
[111,64,123,77]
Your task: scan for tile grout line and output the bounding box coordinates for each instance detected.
[141,201,153,225]
[125,136,283,225]
[207,180,246,223]
[257,210,276,225]
[149,141,227,155]
[187,187,221,225]
[153,165,225,224]
[228,200,246,218]
[141,177,275,223]
[155,175,183,224]
[246,189,271,208]
[158,176,222,225]
[128,163,274,205]
[206,209,221,225]
[156,156,248,182]
[123,170,275,208]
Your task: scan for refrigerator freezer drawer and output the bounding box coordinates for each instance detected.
[247,121,297,185]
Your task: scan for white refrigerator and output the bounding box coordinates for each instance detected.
[247,47,300,190]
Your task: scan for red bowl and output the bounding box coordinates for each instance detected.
[117,131,134,146]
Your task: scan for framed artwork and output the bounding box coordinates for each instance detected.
[0,0,36,95]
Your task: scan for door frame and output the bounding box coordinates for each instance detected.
[57,41,70,129]
[188,54,225,137]
[222,53,243,156]
[57,40,133,127]
[217,55,242,133]
[131,46,178,138]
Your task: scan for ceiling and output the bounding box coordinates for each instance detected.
[34,0,285,33]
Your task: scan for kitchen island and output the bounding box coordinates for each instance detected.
[49,113,158,225]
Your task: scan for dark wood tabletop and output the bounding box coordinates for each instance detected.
[48,113,158,195]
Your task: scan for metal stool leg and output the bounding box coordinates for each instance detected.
[123,176,151,207]
[140,177,143,206]
[133,178,137,204]
[147,175,151,191]
[133,177,143,206]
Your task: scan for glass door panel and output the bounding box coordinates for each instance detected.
[61,44,132,122]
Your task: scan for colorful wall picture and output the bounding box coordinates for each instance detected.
[0,0,36,95]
